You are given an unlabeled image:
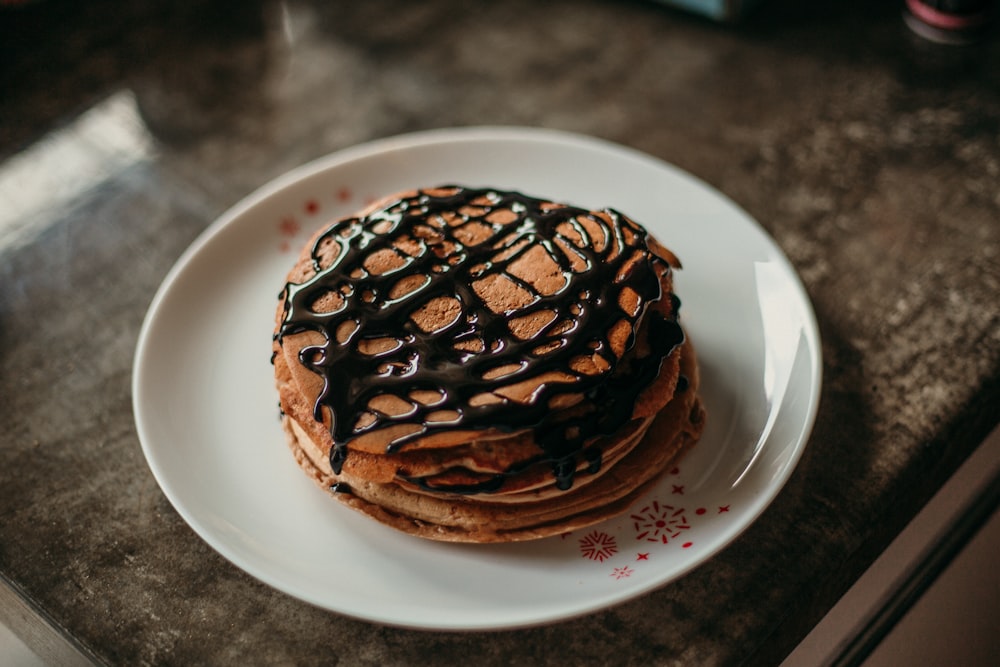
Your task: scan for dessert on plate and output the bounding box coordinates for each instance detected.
[272,185,705,542]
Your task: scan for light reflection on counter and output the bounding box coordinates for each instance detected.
[0,89,155,252]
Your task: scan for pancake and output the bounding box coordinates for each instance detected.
[272,185,705,542]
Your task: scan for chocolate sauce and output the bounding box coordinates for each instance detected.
[277,186,683,493]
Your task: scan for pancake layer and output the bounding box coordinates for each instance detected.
[272,186,705,542]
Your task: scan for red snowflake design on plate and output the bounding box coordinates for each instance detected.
[578,531,618,562]
[610,566,633,580]
[631,500,691,544]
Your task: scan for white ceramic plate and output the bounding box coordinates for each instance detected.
[133,127,821,630]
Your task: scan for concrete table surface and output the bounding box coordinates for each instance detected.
[1,0,998,664]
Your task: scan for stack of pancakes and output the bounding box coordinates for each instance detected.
[272,186,705,542]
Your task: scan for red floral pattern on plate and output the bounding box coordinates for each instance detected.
[578,531,618,562]
[562,466,740,581]
[631,500,691,544]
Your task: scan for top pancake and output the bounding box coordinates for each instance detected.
[272,186,685,489]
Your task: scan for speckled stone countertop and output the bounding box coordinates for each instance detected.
[1,1,998,665]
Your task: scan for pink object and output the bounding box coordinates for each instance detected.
[906,0,991,30]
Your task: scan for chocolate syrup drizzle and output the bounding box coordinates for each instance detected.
[276,186,683,493]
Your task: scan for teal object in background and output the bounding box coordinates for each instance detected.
[653,0,761,21]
